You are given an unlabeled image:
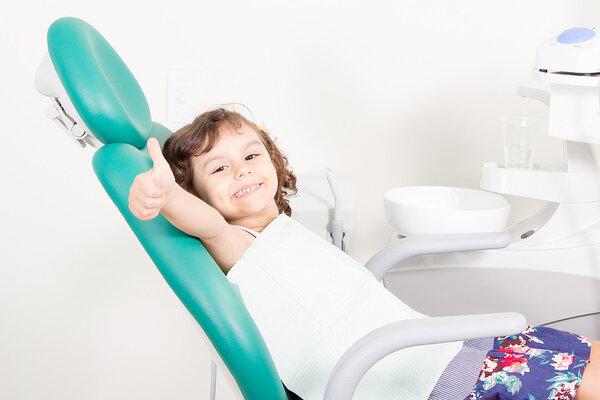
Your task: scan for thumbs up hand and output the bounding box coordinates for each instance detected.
[129,138,176,220]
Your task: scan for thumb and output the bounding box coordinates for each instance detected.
[147,137,167,167]
[147,138,172,186]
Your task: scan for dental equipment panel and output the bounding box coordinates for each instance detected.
[534,27,600,145]
[387,27,600,339]
[482,26,600,249]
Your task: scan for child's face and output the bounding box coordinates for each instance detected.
[190,123,279,222]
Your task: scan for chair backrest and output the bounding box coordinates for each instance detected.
[37,16,289,400]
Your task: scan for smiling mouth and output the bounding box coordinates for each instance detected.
[233,183,262,198]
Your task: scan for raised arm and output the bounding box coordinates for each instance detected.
[128,138,228,240]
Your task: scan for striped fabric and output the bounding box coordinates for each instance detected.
[428,337,494,400]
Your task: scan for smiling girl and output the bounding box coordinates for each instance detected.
[129,108,296,274]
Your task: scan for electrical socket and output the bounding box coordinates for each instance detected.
[167,67,202,123]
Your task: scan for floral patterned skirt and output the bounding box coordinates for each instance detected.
[465,325,592,400]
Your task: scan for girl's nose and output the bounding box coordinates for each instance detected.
[237,165,252,178]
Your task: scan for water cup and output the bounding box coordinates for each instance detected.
[503,117,541,169]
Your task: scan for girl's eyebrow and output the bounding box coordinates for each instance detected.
[202,155,223,170]
[201,140,263,170]
[243,139,263,151]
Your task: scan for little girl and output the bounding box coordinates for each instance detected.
[129,107,599,400]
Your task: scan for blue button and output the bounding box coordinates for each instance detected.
[557,27,595,44]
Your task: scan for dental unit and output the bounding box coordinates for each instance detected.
[385,27,600,339]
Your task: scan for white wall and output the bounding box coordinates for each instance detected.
[3,1,600,399]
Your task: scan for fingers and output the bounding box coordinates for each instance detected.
[132,171,164,197]
[128,171,168,220]
[129,195,164,220]
[137,175,164,198]
[128,139,175,221]
[129,189,166,220]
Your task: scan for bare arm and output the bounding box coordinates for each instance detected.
[161,184,229,240]
[159,185,253,273]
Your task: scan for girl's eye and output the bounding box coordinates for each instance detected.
[245,154,259,161]
[213,165,227,174]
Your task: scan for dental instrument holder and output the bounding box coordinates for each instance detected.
[287,173,355,251]
[325,169,347,251]
[480,27,600,244]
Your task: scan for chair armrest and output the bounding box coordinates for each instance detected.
[323,312,526,400]
[365,232,511,280]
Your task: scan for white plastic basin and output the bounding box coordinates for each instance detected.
[384,186,510,235]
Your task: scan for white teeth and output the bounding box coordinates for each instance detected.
[234,184,260,198]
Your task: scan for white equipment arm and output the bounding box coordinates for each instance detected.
[323,311,526,400]
[365,232,511,280]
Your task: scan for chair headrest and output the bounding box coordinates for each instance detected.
[42,17,152,149]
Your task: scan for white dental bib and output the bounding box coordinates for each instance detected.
[227,214,461,400]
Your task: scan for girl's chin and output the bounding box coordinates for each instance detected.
[227,201,277,217]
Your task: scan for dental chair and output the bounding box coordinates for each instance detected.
[36,17,527,400]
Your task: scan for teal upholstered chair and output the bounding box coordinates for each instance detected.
[35,17,290,400]
[36,17,526,400]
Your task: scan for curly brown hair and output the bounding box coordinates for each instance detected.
[162,107,297,216]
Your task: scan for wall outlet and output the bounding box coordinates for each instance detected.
[167,67,202,123]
